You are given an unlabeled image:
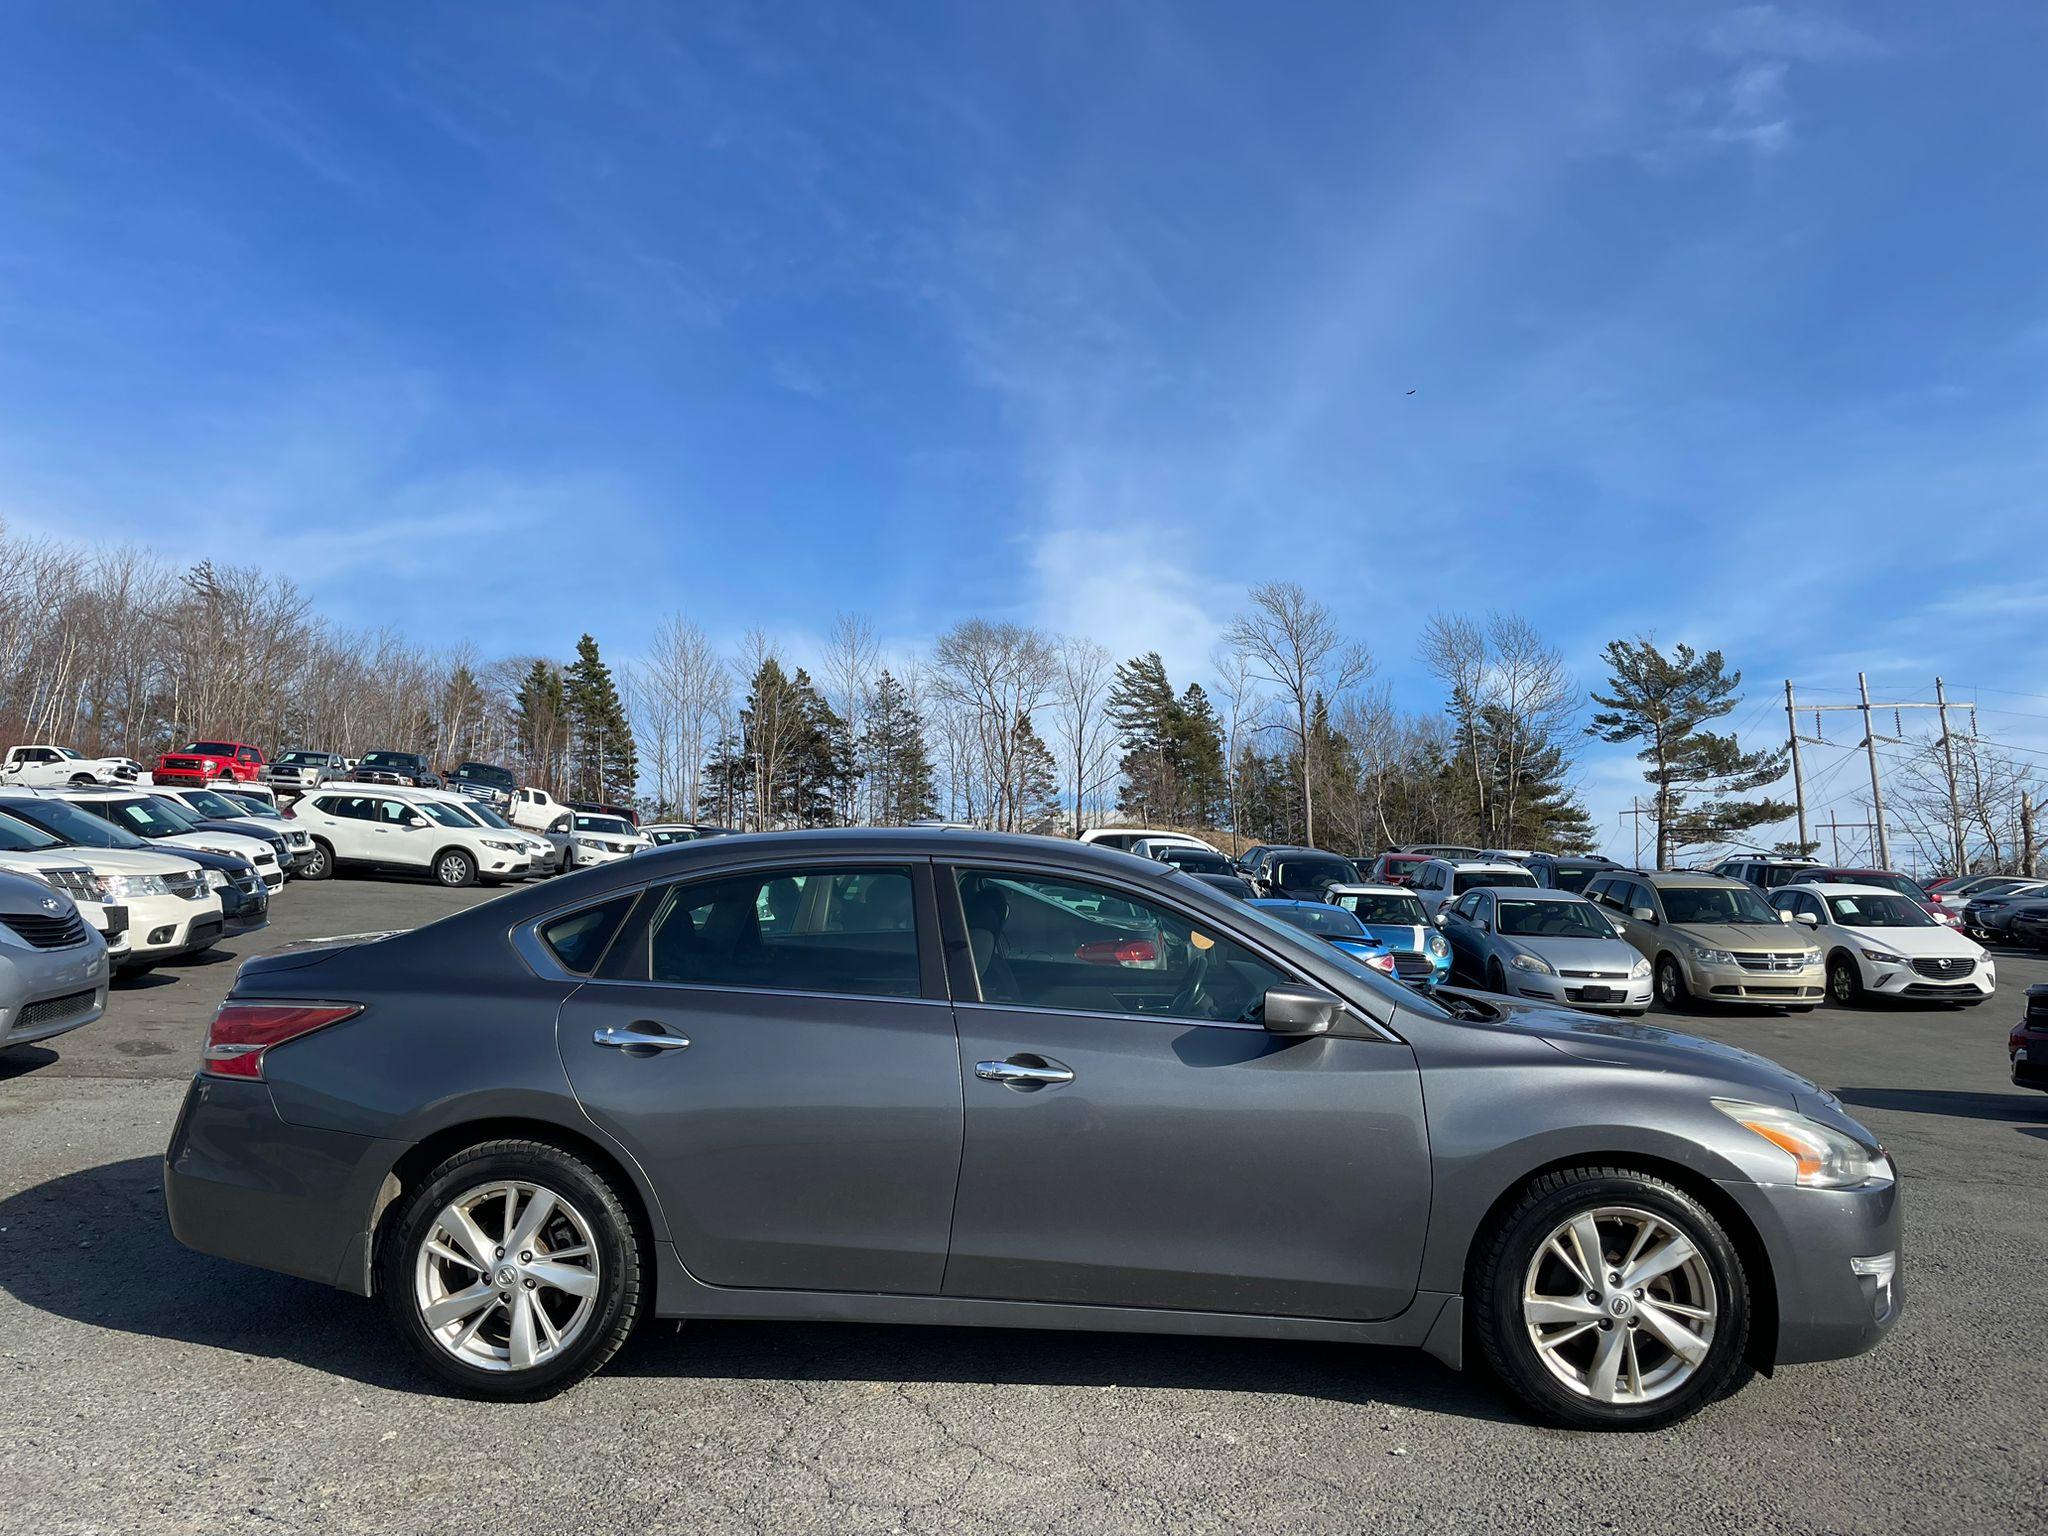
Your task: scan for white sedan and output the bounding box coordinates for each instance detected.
[1771,883,1994,1006]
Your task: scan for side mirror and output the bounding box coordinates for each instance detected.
[1793,910,1818,927]
[404,815,428,829]
[1261,984,1341,1037]
[1432,912,1447,928]
[1629,906,1657,924]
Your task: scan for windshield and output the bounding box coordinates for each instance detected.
[574,814,633,836]
[50,746,80,761]
[187,741,238,756]
[1232,897,1450,1017]
[1825,893,1933,929]
[1819,871,1922,901]
[1661,885,1780,925]
[1272,857,1353,889]
[1,798,148,849]
[415,799,480,828]
[1262,903,1368,937]
[360,752,411,768]
[107,798,200,837]
[179,788,246,819]
[0,812,61,851]
[1495,899,1615,939]
[1453,868,1537,893]
[1159,847,1231,874]
[222,794,282,819]
[461,801,517,830]
[1333,891,1428,926]
[453,763,515,788]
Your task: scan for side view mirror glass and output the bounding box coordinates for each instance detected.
[1629,906,1657,924]
[1793,910,1818,926]
[1261,985,1340,1037]
[405,815,428,829]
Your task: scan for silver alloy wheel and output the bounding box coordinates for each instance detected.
[1656,959,1681,1005]
[438,852,471,885]
[1521,1204,1717,1405]
[414,1180,601,1372]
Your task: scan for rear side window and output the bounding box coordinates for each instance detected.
[541,895,637,975]
[600,865,921,998]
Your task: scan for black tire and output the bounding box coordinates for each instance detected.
[1472,1165,1751,1430]
[1826,954,1862,1007]
[380,1138,642,1399]
[300,839,334,881]
[434,847,478,888]
[1486,958,1509,995]
[1654,955,1693,1012]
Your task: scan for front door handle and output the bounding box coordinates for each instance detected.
[975,1056,1074,1088]
[594,1024,692,1052]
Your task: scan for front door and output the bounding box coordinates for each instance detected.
[556,860,963,1295]
[939,865,1429,1320]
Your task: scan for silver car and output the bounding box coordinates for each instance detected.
[1439,888,1653,1013]
[165,829,1902,1428]
[0,869,110,1053]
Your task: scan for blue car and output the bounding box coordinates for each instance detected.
[1246,898,1424,984]
[1323,883,1454,988]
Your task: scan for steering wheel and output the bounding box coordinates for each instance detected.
[1168,934,1214,1018]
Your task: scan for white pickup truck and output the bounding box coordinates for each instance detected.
[1,745,142,788]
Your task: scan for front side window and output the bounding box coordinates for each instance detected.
[1827,893,1932,928]
[1452,892,1482,921]
[416,799,478,828]
[601,865,921,998]
[1271,856,1354,890]
[953,868,1289,1025]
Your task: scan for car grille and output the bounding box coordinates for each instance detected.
[285,831,312,849]
[1910,956,1974,979]
[1391,952,1433,981]
[14,989,96,1030]
[1560,969,1629,979]
[40,867,100,901]
[1736,952,1811,972]
[231,872,260,895]
[164,871,208,901]
[1,909,90,949]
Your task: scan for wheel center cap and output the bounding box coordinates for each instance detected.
[495,1264,518,1288]
[1608,1295,1631,1317]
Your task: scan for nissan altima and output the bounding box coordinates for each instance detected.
[164,830,1902,1428]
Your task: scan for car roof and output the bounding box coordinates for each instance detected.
[1325,882,1419,896]
[1439,859,1528,872]
[1634,870,1744,888]
[1790,882,1916,898]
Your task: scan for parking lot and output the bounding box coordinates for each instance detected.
[2,875,2044,1535]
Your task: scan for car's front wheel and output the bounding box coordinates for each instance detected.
[381,1139,642,1398]
[1655,955,1693,1012]
[1474,1166,1750,1429]
[1827,955,1863,1007]
[299,839,334,880]
[435,848,477,887]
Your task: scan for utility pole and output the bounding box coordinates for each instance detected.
[2023,791,2039,878]
[1619,798,1654,868]
[1935,676,1966,877]
[1784,679,1808,850]
[1857,672,1891,870]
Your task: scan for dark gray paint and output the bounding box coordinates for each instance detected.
[162,827,1903,1373]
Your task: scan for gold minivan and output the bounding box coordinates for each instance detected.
[1583,869,1825,1010]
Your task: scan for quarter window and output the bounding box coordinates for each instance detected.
[952,868,1290,1025]
[541,895,637,974]
[600,865,921,999]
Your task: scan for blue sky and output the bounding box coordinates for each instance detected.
[2,2,2045,856]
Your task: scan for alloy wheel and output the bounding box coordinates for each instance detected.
[1521,1204,1717,1405]
[413,1180,600,1373]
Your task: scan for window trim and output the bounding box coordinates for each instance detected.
[935,858,1402,1041]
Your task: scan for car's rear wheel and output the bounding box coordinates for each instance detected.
[382,1139,642,1399]
[435,848,477,887]
[1474,1166,1750,1430]
[1827,955,1863,1007]
[1654,955,1692,1011]
[300,839,334,880]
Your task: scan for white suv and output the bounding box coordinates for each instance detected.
[293,786,533,886]
[1408,858,1541,917]
[0,795,224,971]
[1771,882,1995,1007]
[564,812,650,869]
[399,787,558,877]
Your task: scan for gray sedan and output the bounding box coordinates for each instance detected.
[1440,887,1654,1014]
[165,829,1901,1429]
[0,869,110,1052]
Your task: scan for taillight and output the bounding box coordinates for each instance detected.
[202,1000,361,1080]
[1075,938,1158,967]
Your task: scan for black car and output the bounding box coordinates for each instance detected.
[1251,848,1359,901]
[2011,984,2048,1088]
[1526,853,1622,893]
[1186,871,1255,900]
[356,751,443,789]
[569,799,639,826]
[447,761,517,810]
[2006,898,2048,950]
[1151,845,1238,878]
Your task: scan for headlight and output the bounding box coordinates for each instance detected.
[1713,1099,1891,1189]
[1689,943,1739,965]
[1857,945,1904,964]
[1629,956,1651,978]
[1509,951,1555,975]
[575,836,605,850]
[1800,948,1822,963]
[99,873,169,898]
[204,869,227,891]
[483,839,520,851]
[1427,932,1449,957]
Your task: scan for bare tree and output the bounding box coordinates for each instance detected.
[822,612,880,824]
[1049,636,1117,836]
[1223,581,1372,847]
[928,620,1059,832]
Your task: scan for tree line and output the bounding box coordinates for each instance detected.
[2,517,2035,871]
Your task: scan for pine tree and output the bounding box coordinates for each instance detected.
[780,668,845,828]
[1108,652,1181,823]
[1011,712,1063,832]
[514,660,568,791]
[564,634,637,803]
[1173,683,1227,828]
[1588,638,1791,868]
[861,670,937,825]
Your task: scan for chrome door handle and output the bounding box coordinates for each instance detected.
[975,1058,1074,1087]
[594,1025,691,1052]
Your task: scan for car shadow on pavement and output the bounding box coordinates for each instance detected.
[0,1045,59,1082]
[0,1156,422,1394]
[2,1157,1516,1419]
[110,970,177,992]
[1834,1086,2048,1123]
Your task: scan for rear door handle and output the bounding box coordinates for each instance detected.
[594,1024,691,1052]
[975,1056,1074,1088]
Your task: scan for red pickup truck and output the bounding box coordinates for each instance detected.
[154,740,267,785]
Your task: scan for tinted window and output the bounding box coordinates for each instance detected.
[956,868,1289,1024]
[1333,891,1428,926]
[416,799,479,827]
[188,741,238,755]
[541,895,637,974]
[1159,847,1232,875]
[1550,865,1598,893]
[1826,893,1932,928]
[602,866,920,998]
[1453,868,1537,894]
[1494,899,1614,939]
[1263,903,1367,937]
[1271,857,1354,889]
[1661,885,1779,925]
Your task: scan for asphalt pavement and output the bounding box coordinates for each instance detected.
[2,871,2044,1534]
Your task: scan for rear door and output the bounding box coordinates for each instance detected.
[939,863,1428,1320]
[556,859,963,1294]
